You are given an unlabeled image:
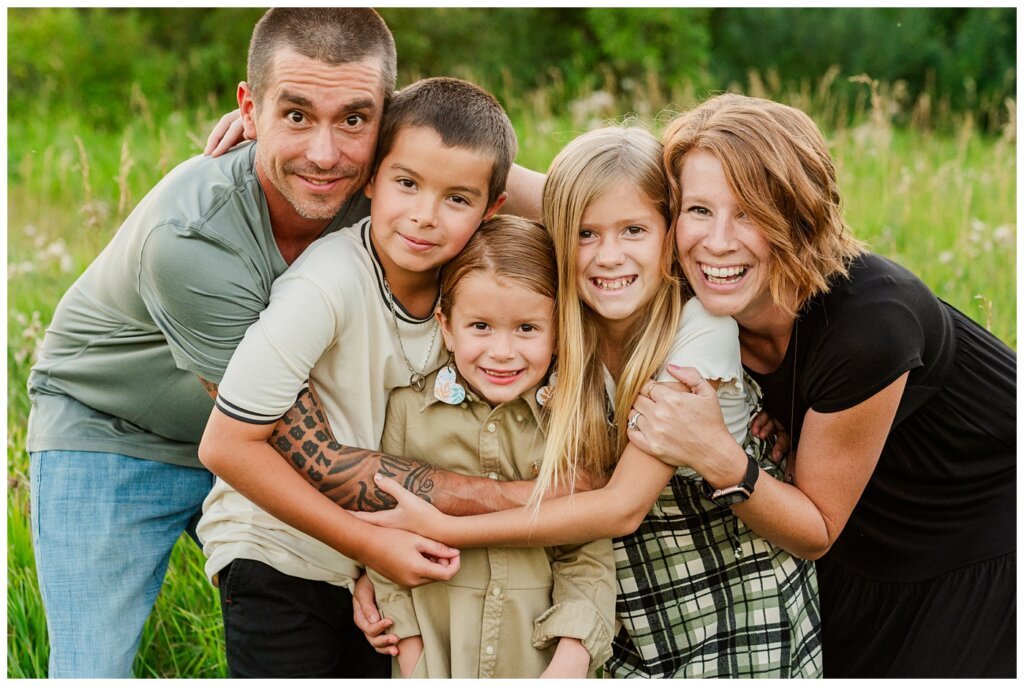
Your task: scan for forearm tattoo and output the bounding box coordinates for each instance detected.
[269,386,441,512]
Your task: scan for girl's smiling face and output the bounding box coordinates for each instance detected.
[438,271,556,406]
[575,182,668,336]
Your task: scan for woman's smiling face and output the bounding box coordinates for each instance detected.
[675,150,774,327]
[575,182,668,334]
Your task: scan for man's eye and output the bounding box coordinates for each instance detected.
[345,114,364,127]
[287,111,304,124]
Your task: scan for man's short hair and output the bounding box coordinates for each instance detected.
[247,8,397,109]
[375,77,517,206]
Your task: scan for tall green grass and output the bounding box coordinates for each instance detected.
[7,77,1016,677]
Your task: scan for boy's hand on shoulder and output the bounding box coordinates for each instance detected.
[541,637,591,678]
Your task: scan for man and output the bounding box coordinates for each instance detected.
[28,8,543,677]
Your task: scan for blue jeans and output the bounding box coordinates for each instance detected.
[29,450,215,678]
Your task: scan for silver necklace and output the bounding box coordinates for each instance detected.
[382,278,438,392]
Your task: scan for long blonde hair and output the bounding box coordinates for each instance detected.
[532,126,683,501]
[663,93,863,314]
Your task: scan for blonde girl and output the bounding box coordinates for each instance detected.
[362,126,822,678]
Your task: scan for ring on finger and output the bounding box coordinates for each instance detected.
[644,380,659,396]
[627,411,643,431]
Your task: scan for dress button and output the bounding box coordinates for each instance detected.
[515,414,524,422]
[460,402,468,409]
[487,423,496,432]
[492,586,502,596]
[485,645,495,655]
[486,472,499,480]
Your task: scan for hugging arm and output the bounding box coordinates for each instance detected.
[630,364,907,560]
[364,442,677,549]
[271,386,580,514]
[202,381,555,515]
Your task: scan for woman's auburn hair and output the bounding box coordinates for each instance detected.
[663,93,864,315]
[531,125,684,504]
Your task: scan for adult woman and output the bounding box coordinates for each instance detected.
[632,93,1015,677]
[364,125,821,678]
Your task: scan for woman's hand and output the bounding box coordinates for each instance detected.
[351,474,453,541]
[203,109,247,157]
[627,365,737,472]
[351,573,400,656]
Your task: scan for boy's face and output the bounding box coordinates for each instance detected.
[366,126,506,286]
[240,48,384,227]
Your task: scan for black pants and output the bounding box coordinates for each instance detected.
[218,559,390,678]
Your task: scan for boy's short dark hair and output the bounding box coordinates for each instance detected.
[248,8,397,109]
[375,77,517,205]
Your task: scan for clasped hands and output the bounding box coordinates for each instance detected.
[627,364,789,470]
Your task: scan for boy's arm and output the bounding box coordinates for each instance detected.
[532,537,617,674]
[267,386,606,514]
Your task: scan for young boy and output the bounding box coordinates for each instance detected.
[196,77,516,678]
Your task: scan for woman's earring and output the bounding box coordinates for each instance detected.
[434,355,466,405]
[536,370,558,406]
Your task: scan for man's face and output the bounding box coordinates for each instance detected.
[240,48,384,227]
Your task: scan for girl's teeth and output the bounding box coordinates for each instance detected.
[594,277,635,290]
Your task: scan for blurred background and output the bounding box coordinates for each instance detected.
[7,7,1016,678]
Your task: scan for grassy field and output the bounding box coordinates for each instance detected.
[7,80,1016,677]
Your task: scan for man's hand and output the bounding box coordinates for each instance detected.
[352,573,400,656]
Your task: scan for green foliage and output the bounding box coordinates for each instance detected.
[709,7,1015,131]
[8,8,1015,132]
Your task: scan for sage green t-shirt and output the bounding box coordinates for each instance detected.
[26,142,370,468]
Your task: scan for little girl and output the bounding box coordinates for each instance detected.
[366,215,616,679]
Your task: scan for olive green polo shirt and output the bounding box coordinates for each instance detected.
[27,142,370,467]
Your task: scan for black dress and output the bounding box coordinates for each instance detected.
[747,253,1016,678]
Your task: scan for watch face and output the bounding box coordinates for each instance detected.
[701,481,751,506]
[713,489,751,506]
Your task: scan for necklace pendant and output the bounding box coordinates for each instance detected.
[410,372,426,392]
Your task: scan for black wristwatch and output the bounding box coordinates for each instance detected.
[701,453,760,506]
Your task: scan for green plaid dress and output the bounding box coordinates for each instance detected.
[606,381,822,678]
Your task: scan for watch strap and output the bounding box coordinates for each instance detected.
[702,453,760,504]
